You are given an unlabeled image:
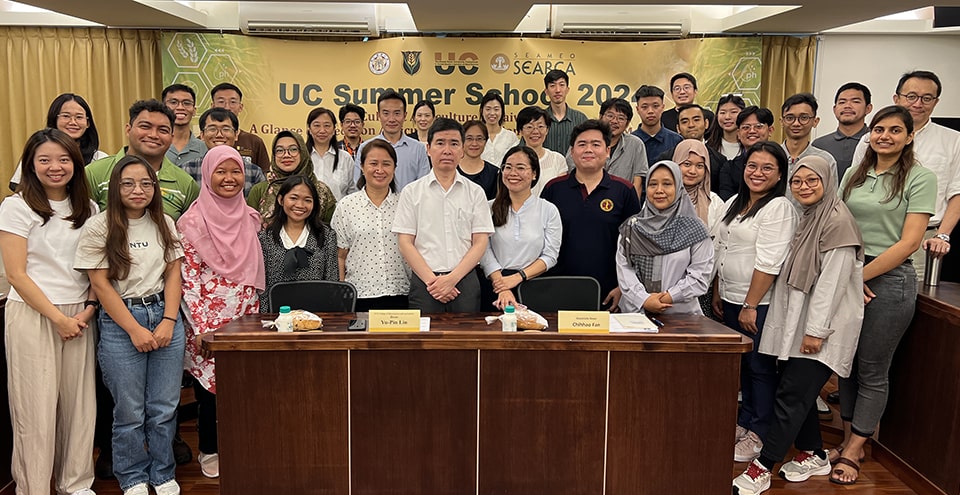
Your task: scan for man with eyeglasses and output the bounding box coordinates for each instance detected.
[566,98,648,194]
[655,104,726,195]
[210,82,270,174]
[717,106,775,200]
[353,90,431,192]
[813,83,873,182]
[338,104,366,158]
[162,84,207,167]
[851,70,960,275]
[180,108,266,197]
[661,72,715,133]
[86,100,200,220]
[632,85,682,165]
[779,93,838,198]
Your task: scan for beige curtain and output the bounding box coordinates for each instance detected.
[0,27,161,197]
[761,35,818,143]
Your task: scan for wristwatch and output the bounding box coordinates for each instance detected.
[742,303,758,310]
[935,233,951,243]
[84,300,100,310]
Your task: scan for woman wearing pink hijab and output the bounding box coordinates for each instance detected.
[177,145,265,479]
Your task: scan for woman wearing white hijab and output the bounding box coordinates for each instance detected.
[732,155,864,495]
[615,160,714,314]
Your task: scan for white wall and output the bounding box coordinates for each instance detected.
[812,33,960,139]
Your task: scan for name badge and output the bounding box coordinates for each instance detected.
[368,310,421,332]
[557,311,610,334]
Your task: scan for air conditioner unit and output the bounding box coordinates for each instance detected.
[551,6,690,38]
[553,21,688,38]
[239,2,380,37]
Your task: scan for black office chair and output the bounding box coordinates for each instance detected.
[267,280,358,313]
[516,276,602,312]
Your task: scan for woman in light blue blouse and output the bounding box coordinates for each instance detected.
[480,145,562,310]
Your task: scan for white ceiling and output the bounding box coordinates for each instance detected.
[1,0,958,35]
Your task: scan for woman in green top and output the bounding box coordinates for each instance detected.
[831,105,937,485]
[247,130,336,226]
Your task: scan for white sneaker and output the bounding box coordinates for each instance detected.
[732,459,771,495]
[153,479,181,495]
[122,483,148,495]
[198,452,220,478]
[734,430,764,463]
[735,424,748,442]
[70,489,96,495]
[779,450,831,482]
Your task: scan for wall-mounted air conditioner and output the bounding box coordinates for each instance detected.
[551,6,691,38]
[239,2,380,37]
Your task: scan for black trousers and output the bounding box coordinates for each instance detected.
[759,357,833,465]
[408,270,481,313]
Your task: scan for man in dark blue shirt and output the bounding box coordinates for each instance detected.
[632,85,683,166]
[542,120,642,311]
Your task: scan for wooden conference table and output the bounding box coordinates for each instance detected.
[204,312,752,495]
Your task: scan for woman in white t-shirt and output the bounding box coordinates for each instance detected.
[515,106,569,197]
[480,90,520,166]
[9,93,109,190]
[0,128,98,494]
[75,155,185,495]
[306,107,354,200]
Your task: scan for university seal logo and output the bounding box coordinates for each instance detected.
[402,51,421,75]
[490,53,510,74]
[368,51,390,75]
[600,199,614,212]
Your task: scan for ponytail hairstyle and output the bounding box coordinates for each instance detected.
[721,141,788,225]
[356,139,398,192]
[841,105,916,206]
[305,107,341,171]
[16,127,93,228]
[706,93,745,153]
[104,155,180,280]
[491,145,540,227]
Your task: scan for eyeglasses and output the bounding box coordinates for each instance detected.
[119,179,156,191]
[203,126,236,136]
[465,136,486,143]
[672,84,694,93]
[522,124,547,133]
[502,164,531,173]
[164,99,195,108]
[343,119,363,127]
[679,160,706,171]
[789,177,821,189]
[57,113,87,123]
[782,114,814,124]
[739,123,768,132]
[745,163,778,175]
[898,93,938,105]
[274,147,300,156]
[602,113,629,123]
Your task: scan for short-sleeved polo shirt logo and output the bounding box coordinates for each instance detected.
[600,198,614,212]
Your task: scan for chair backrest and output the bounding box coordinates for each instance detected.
[268,280,358,313]
[516,276,602,312]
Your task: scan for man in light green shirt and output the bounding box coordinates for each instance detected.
[86,99,200,220]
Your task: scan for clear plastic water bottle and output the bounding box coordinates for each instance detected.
[502,305,517,332]
[276,306,294,333]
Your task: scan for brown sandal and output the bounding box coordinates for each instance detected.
[830,457,861,485]
[828,446,865,464]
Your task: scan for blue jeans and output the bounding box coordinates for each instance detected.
[722,301,778,440]
[98,300,185,490]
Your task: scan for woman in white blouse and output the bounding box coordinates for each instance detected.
[331,139,410,311]
[479,90,520,166]
[616,160,714,314]
[480,145,562,310]
[515,106,569,197]
[306,107,354,200]
[712,141,798,464]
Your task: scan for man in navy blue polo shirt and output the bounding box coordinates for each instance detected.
[542,120,642,311]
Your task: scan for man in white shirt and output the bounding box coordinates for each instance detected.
[393,118,494,312]
[851,70,960,276]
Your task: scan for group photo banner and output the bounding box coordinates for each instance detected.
[162,34,761,139]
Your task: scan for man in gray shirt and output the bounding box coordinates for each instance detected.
[812,82,872,182]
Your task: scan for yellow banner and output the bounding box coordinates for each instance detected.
[162,34,760,139]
